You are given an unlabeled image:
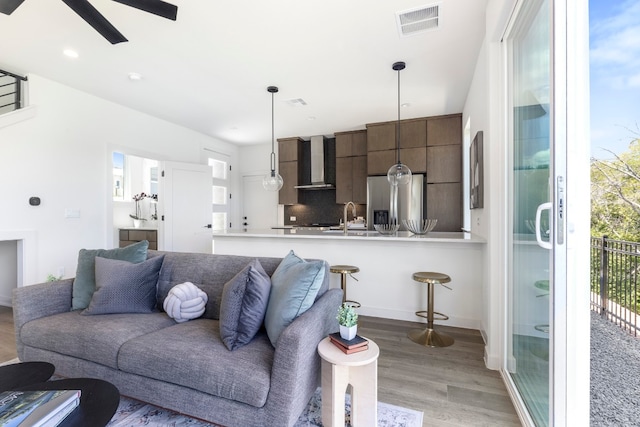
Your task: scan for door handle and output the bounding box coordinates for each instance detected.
[203,224,212,229]
[535,202,552,250]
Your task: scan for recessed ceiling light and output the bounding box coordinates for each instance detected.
[307,116,316,121]
[128,72,143,81]
[63,49,79,58]
[401,103,411,108]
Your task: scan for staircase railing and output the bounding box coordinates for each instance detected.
[0,69,28,115]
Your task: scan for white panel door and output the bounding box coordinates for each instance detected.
[160,161,213,253]
[242,174,278,229]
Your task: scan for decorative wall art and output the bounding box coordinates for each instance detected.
[470,131,484,209]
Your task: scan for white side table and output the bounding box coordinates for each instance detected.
[317,336,380,427]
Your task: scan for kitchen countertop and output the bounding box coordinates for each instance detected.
[213,228,485,243]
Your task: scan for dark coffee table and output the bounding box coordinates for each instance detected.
[17,378,120,427]
[0,361,55,391]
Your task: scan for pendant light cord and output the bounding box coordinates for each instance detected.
[269,87,277,176]
[397,66,401,164]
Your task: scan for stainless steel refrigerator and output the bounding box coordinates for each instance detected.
[366,174,425,230]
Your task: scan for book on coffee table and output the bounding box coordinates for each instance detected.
[0,389,81,427]
[328,333,369,354]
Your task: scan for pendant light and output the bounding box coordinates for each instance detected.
[262,86,284,191]
[387,61,412,186]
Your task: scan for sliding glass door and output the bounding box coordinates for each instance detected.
[505,1,554,425]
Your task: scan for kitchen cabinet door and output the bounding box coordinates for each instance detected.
[426,182,462,232]
[351,156,367,203]
[400,147,427,174]
[336,131,367,158]
[336,156,367,204]
[427,145,462,183]
[278,161,299,205]
[427,115,462,146]
[400,119,427,148]
[335,157,353,203]
[367,123,396,152]
[367,150,396,176]
[278,137,303,162]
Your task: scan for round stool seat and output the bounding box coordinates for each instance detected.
[330,265,360,308]
[412,272,450,284]
[330,265,360,275]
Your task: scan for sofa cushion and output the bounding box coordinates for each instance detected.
[155,253,283,320]
[82,255,165,315]
[20,311,175,369]
[264,250,325,346]
[118,319,274,408]
[219,259,271,351]
[72,240,149,310]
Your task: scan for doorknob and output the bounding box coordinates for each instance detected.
[203,224,212,229]
[535,202,552,250]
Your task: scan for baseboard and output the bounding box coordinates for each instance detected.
[358,306,480,330]
[0,295,12,307]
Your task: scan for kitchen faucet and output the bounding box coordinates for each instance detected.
[343,201,356,235]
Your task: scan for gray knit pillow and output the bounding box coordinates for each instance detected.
[82,255,165,315]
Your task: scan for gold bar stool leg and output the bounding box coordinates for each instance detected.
[329,265,361,308]
[408,272,454,348]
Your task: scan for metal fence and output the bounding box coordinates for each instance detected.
[591,235,640,335]
[0,69,27,115]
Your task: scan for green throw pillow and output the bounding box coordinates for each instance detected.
[264,250,325,347]
[71,240,149,310]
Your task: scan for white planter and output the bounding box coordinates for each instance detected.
[339,325,357,341]
[133,219,143,229]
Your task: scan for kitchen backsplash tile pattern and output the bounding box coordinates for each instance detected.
[284,190,366,226]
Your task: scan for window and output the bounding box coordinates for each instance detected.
[209,157,230,231]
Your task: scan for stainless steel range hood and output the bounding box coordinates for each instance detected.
[294,135,335,189]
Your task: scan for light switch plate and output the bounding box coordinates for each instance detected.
[64,208,81,218]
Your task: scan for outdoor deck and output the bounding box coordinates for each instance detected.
[591,310,640,426]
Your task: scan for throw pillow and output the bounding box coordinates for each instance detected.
[82,255,165,315]
[264,250,325,347]
[163,282,208,323]
[219,259,272,351]
[71,240,149,310]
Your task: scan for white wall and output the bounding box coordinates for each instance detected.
[0,74,237,291]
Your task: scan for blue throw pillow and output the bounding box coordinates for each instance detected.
[82,255,164,315]
[264,251,325,347]
[72,240,149,310]
[219,259,272,351]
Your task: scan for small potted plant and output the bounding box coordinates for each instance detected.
[337,302,358,340]
[130,192,147,228]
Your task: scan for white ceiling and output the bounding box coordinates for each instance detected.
[0,0,487,145]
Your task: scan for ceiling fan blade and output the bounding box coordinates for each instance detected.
[0,0,26,15]
[112,0,177,21]
[61,0,128,44]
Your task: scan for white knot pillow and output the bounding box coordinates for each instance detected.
[163,282,208,323]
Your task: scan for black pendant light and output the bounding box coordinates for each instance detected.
[262,86,284,191]
[387,61,412,186]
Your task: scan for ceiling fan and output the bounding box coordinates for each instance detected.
[0,0,178,44]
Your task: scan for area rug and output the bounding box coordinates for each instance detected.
[107,388,424,427]
[1,359,423,426]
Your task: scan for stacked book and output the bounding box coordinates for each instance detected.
[329,333,369,354]
[0,389,81,427]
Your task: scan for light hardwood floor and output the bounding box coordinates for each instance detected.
[0,307,520,426]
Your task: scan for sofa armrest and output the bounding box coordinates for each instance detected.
[266,288,342,426]
[12,279,74,358]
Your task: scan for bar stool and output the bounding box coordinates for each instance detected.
[408,272,454,347]
[329,265,361,308]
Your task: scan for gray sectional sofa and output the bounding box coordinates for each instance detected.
[12,250,342,427]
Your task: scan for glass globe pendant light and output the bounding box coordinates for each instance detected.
[263,86,284,191]
[387,61,412,186]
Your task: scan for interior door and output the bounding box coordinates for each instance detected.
[160,161,213,253]
[242,174,278,229]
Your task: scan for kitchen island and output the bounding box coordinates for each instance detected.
[213,229,485,330]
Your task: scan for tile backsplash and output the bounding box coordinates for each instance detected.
[284,190,366,226]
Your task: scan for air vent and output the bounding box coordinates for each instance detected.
[284,98,308,107]
[396,4,440,37]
